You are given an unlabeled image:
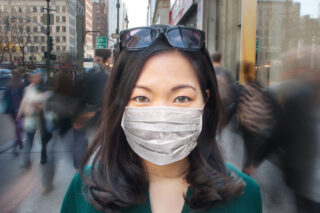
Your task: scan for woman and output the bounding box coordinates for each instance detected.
[17,70,51,167]
[62,25,262,213]
[3,68,25,155]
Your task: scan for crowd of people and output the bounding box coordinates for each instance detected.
[212,48,320,212]
[2,48,112,193]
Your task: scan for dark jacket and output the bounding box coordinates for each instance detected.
[3,84,24,114]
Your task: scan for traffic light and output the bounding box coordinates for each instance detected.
[48,36,53,53]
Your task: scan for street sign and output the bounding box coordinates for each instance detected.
[96,36,107,49]
[42,14,54,25]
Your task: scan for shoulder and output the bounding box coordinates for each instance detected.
[226,164,261,197]
[228,164,262,212]
[61,171,102,213]
[208,164,262,213]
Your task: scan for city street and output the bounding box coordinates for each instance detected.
[0,120,298,213]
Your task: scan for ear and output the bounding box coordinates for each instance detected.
[205,89,210,101]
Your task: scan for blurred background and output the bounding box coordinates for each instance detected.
[0,0,320,212]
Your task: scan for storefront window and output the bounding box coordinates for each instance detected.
[256,0,320,86]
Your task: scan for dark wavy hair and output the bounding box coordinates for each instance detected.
[80,31,244,211]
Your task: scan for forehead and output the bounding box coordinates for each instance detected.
[136,51,200,86]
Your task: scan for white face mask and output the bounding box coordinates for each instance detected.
[121,106,203,165]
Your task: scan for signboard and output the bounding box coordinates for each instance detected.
[170,0,194,25]
[96,36,107,49]
[42,14,54,25]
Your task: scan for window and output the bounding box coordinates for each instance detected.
[62,16,66,23]
[62,6,66,12]
[62,36,66,42]
[27,26,31,33]
[34,36,38,42]
[57,46,61,51]
[62,26,66,32]
[56,6,60,13]
[41,46,45,52]
[18,7,22,13]
[33,7,37,13]
[56,26,60,32]
[62,46,66,52]
[33,26,38,33]
[56,36,60,42]
[56,16,60,23]
[41,36,45,42]
[41,16,44,24]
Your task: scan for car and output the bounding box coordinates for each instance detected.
[0,69,12,90]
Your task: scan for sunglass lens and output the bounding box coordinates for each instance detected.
[123,29,157,49]
[167,28,201,49]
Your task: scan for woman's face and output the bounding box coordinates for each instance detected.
[128,51,205,108]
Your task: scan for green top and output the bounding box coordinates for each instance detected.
[61,164,262,213]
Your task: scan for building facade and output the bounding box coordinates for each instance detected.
[148,0,170,25]
[149,0,320,86]
[84,0,94,58]
[92,0,108,49]
[0,0,77,64]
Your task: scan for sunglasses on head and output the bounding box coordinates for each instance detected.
[119,26,205,51]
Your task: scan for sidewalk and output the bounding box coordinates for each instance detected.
[217,123,297,213]
[0,114,15,147]
[0,130,76,213]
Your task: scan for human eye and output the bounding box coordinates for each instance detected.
[133,96,150,103]
[174,96,191,103]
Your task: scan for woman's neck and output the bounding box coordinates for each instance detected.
[143,158,190,181]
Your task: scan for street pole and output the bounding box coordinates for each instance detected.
[46,0,51,85]
[116,0,120,43]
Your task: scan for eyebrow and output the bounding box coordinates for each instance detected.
[135,85,152,92]
[171,85,196,92]
[134,84,196,92]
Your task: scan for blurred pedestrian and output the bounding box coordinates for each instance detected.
[237,61,277,175]
[42,68,76,193]
[17,70,51,168]
[62,25,262,213]
[2,68,25,156]
[70,49,111,169]
[211,52,237,126]
[247,47,320,213]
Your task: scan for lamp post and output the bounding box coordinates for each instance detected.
[45,0,51,84]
